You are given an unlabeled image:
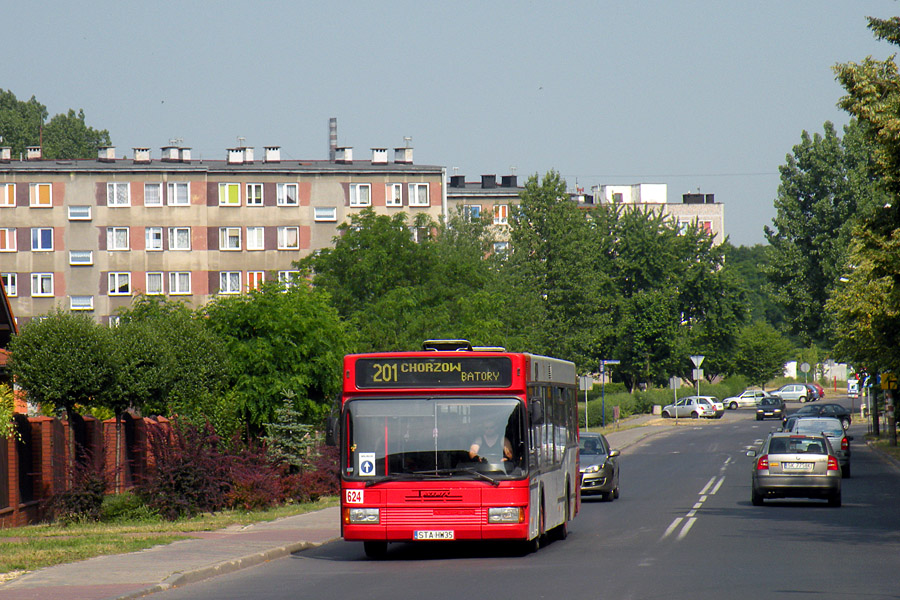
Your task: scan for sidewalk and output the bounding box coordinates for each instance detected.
[0,416,668,600]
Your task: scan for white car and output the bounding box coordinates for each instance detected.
[723,389,767,410]
[661,396,718,419]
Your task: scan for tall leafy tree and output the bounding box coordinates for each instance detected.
[732,321,794,387]
[0,89,46,157]
[723,242,785,328]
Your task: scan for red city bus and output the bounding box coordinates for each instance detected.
[338,340,579,558]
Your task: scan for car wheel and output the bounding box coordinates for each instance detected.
[661,411,670,419]
[729,402,738,410]
[842,464,851,479]
[828,492,842,508]
[364,541,388,559]
[799,396,807,403]
[751,488,764,506]
[756,415,762,421]
[691,411,699,419]
[613,486,619,500]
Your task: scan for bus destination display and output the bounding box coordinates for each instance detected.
[355,357,513,389]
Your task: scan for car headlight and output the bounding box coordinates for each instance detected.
[348,508,380,524]
[581,464,601,474]
[488,507,524,524]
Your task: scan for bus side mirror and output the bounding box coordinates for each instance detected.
[325,416,339,446]
[531,401,544,425]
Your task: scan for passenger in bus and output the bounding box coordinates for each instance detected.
[469,421,514,463]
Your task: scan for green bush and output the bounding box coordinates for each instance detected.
[49,459,107,524]
[100,491,160,523]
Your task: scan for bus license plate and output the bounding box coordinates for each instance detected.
[414,530,454,540]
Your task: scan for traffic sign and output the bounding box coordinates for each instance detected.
[881,373,897,390]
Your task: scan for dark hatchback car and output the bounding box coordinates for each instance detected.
[785,403,852,430]
[579,433,620,501]
[756,395,785,421]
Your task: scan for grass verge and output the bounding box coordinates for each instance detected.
[0,497,338,577]
[868,434,900,463]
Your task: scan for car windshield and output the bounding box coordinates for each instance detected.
[579,437,607,456]
[768,436,826,455]
[760,398,779,406]
[793,420,843,438]
[343,397,526,481]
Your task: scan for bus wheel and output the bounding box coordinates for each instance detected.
[555,488,571,541]
[363,541,387,559]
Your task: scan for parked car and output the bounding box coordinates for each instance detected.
[756,395,785,421]
[803,383,821,402]
[701,396,725,418]
[661,396,717,419]
[789,416,853,478]
[808,382,825,399]
[748,432,842,507]
[770,383,811,403]
[579,433,620,501]
[724,389,767,410]
[786,403,852,430]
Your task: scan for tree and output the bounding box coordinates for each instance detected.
[7,309,115,470]
[764,120,880,347]
[723,243,785,328]
[732,322,793,387]
[0,90,110,159]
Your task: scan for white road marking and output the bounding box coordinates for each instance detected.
[677,517,698,540]
[662,517,683,539]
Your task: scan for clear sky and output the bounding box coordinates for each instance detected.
[5,1,898,246]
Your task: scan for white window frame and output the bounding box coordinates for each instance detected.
[408,183,429,207]
[146,227,163,251]
[219,271,242,294]
[146,272,164,295]
[144,182,163,207]
[314,207,337,222]
[31,273,54,297]
[69,295,94,311]
[219,227,242,250]
[386,183,403,207]
[168,271,192,295]
[0,183,14,207]
[277,270,300,287]
[277,183,298,206]
[349,183,371,207]
[0,228,15,252]
[108,272,132,296]
[106,227,130,251]
[31,228,53,251]
[218,182,241,206]
[463,204,482,220]
[246,226,265,250]
[247,271,265,291]
[68,205,92,220]
[168,227,191,251]
[167,182,190,206]
[277,226,300,250]
[69,250,93,265]
[246,183,263,206]
[493,241,510,256]
[107,182,131,207]
[1,273,17,297]
[29,183,52,207]
[493,204,509,225]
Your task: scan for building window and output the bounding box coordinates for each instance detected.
[219,271,241,294]
[246,226,265,250]
[0,183,14,207]
[168,227,191,251]
[169,271,192,295]
[31,273,53,297]
[277,226,299,250]
[108,272,132,296]
[247,271,265,291]
[493,241,510,256]
[31,228,53,251]
[70,296,94,311]
[219,227,241,250]
[146,272,164,295]
[278,270,300,287]
[246,183,263,206]
[219,183,240,206]
[146,227,163,251]
[107,227,130,251]
[29,183,51,207]
[277,183,298,206]
[349,183,371,207]
[68,205,92,220]
[69,250,93,265]
[493,204,509,225]
[408,183,429,206]
[0,228,15,252]
[167,182,189,206]
[144,183,163,207]
[1,273,17,297]
[387,183,403,207]
[463,205,481,220]
[107,182,130,207]
[314,207,337,222]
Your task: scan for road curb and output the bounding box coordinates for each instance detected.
[111,537,341,600]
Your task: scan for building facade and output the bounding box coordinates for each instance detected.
[446,173,521,251]
[0,144,445,324]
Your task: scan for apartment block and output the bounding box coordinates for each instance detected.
[0,143,445,324]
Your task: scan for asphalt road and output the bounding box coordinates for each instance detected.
[152,398,900,600]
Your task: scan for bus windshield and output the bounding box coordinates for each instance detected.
[343,397,526,482]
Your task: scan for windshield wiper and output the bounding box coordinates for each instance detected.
[412,468,500,486]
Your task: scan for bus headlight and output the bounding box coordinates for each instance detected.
[488,507,524,524]
[348,508,380,524]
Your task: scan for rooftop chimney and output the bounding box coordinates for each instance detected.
[26,146,42,160]
[501,174,517,188]
[264,146,281,163]
[133,148,151,163]
[481,174,497,189]
[227,148,244,164]
[450,175,465,188]
[371,148,388,164]
[329,118,337,161]
[335,147,353,164]
[394,147,413,164]
[98,147,116,162]
[0,147,11,163]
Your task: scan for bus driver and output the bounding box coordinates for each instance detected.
[469,420,514,463]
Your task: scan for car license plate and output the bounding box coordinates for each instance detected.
[783,462,813,471]
[414,530,454,540]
